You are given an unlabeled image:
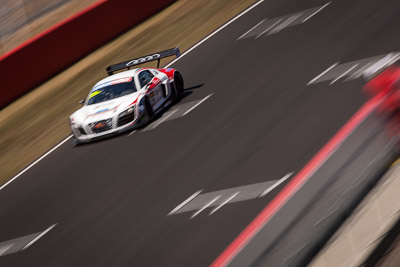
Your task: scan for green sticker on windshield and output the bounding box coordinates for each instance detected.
[89,90,101,98]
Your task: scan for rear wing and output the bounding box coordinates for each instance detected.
[106,47,181,76]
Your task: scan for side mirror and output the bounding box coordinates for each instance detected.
[78,99,85,104]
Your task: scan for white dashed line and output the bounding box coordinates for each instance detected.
[330,64,359,85]
[181,94,213,117]
[308,62,339,85]
[169,173,294,218]
[302,2,331,23]
[151,109,179,129]
[259,172,293,197]
[308,52,400,85]
[191,195,221,219]
[128,130,137,136]
[270,14,300,34]
[238,19,266,40]
[360,52,400,80]
[22,224,57,250]
[0,244,13,256]
[209,192,240,215]
[256,19,283,38]
[168,190,203,215]
[239,3,330,40]
[346,61,377,81]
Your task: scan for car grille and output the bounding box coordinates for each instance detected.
[117,111,135,127]
[90,119,113,133]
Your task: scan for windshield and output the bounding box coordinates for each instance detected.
[87,77,137,105]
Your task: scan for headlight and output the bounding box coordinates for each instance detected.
[120,106,135,117]
[71,123,86,135]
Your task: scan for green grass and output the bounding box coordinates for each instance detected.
[0,0,255,185]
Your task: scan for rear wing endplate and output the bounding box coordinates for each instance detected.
[106,47,181,76]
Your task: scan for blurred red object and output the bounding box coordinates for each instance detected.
[363,65,400,113]
[364,65,400,137]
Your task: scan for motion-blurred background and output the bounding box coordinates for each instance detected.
[0,0,96,54]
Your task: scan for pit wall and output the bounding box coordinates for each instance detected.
[0,0,175,108]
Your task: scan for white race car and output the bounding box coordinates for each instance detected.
[69,47,184,143]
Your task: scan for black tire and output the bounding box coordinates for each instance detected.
[174,71,184,100]
[144,97,154,121]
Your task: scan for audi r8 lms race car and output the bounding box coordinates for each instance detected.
[69,47,184,143]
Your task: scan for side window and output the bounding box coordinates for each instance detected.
[138,70,154,88]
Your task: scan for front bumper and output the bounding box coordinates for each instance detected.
[71,110,148,143]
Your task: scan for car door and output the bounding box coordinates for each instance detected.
[138,70,165,110]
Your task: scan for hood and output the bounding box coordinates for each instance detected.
[71,92,139,123]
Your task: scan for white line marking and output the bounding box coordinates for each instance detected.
[330,64,359,85]
[237,19,266,40]
[1,0,265,193]
[181,94,213,117]
[259,172,293,197]
[256,18,283,38]
[22,224,57,250]
[171,180,282,215]
[346,61,377,81]
[387,53,400,66]
[307,62,339,85]
[151,109,179,129]
[0,135,72,191]
[165,0,265,68]
[209,192,240,215]
[270,14,300,34]
[191,195,221,219]
[128,130,137,136]
[362,52,400,79]
[168,190,203,215]
[0,244,13,256]
[346,52,400,81]
[302,2,331,23]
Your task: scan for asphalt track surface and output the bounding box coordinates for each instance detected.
[1,0,400,266]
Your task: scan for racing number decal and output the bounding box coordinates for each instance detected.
[149,86,163,107]
[155,87,162,99]
[149,91,156,106]
[148,78,163,107]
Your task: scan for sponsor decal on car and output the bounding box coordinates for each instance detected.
[129,96,139,106]
[89,90,101,98]
[111,77,132,84]
[93,77,133,90]
[126,54,160,67]
[150,77,161,87]
[95,108,109,114]
[93,121,107,129]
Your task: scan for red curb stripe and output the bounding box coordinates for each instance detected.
[211,91,387,267]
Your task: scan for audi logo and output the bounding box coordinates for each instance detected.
[126,54,161,66]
